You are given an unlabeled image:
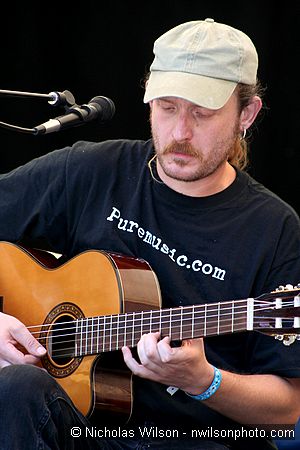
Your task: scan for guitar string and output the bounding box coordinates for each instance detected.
[30,322,253,355]
[35,322,254,359]
[25,298,292,335]
[32,317,251,340]
[31,315,252,339]
[34,303,298,359]
[26,300,296,342]
[40,311,299,360]
[44,316,300,359]
[25,301,297,356]
[28,312,287,342]
[24,310,270,337]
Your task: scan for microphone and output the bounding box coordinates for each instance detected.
[33,96,115,135]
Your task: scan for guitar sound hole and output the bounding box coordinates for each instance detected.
[49,314,76,366]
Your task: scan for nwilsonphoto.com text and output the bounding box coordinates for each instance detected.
[70,425,295,441]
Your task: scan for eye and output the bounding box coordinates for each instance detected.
[194,109,202,117]
[163,106,176,112]
[193,108,214,118]
[157,100,176,112]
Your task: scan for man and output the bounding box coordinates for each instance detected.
[0,18,300,450]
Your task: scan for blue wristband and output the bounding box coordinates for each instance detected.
[185,366,222,401]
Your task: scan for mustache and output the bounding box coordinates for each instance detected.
[162,141,199,157]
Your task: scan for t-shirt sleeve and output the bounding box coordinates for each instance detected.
[0,147,71,254]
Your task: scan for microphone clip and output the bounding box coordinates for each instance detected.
[47,90,76,109]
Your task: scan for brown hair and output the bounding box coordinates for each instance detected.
[229,82,265,171]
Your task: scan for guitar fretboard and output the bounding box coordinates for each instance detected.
[74,299,251,356]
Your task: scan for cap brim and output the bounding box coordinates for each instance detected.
[143,71,237,109]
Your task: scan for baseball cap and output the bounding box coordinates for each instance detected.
[144,18,258,109]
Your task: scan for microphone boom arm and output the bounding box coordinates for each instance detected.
[0,89,76,107]
[0,91,115,135]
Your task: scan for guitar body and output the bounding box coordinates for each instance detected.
[0,241,161,422]
[1,243,300,423]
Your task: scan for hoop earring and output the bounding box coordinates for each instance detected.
[240,128,247,140]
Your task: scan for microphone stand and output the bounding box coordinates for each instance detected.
[0,89,76,135]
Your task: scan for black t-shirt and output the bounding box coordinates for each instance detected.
[1,138,300,449]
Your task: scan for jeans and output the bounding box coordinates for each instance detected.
[0,365,229,450]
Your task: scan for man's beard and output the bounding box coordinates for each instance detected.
[151,124,240,183]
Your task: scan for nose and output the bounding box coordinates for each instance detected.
[172,113,193,142]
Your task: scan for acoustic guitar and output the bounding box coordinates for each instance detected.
[0,241,299,423]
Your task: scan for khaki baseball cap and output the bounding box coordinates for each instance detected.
[144,18,258,109]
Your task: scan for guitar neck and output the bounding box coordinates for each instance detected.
[74,299,251,356]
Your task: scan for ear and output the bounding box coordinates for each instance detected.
[239,96,262,132]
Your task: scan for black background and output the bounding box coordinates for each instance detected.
[1,2,299,213]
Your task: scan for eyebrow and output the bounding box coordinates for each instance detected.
[157,98,174,104]
[157,97,215,113]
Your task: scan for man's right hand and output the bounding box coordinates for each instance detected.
[0,312,46,368]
